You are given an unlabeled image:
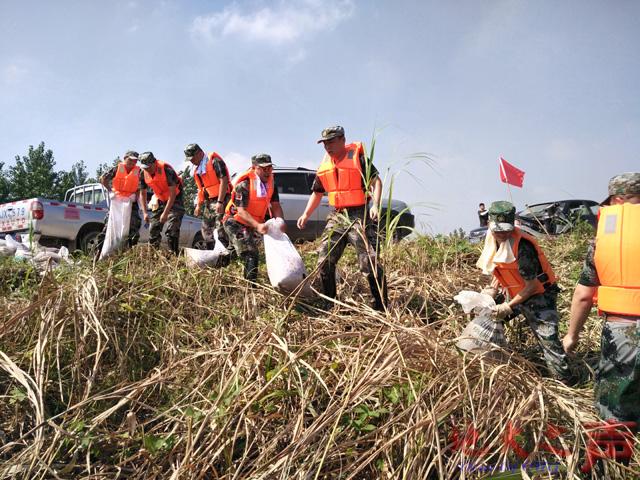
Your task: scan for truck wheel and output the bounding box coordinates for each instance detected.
[191,233,207,250]
[80,230,101,255]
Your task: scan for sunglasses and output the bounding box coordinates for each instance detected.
[259,165,273,172]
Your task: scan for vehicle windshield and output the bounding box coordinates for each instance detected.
[520,203,554,217]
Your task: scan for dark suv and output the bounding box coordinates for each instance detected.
[515,199,599,235]
[270,167,415,242]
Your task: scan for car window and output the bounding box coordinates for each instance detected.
[274,172,312,195]
[523,203,553,216]
[73,191,84,204]
[95,188,106,205]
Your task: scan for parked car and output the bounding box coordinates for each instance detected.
[0,183,205,253]
[515,199,599,235]
[231,167,415,242]
[469,226,488,243]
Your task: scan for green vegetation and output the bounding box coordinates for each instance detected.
[0,227,637,479]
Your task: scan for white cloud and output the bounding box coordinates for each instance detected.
[192,0,355,46]
[2,63,30,85]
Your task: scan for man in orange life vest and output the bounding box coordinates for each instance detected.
[184,143,232,254]
[563,172,640,428]
[139,152,185,255]
[297,126,388,311]
[222,154,285,281]
[96,150,142,250]
[477,201,574,384]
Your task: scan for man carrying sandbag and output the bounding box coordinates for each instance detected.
[139,152,185,255]
[477,201,575,385]
[96,150,142,256]
[184,143,232,260]
[222,154,285,282]
[297,126,387,311]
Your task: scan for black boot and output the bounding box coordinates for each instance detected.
[243,255,259,282]
[168,236,180,256]
[368,267,388,312]
[320,269,337,310]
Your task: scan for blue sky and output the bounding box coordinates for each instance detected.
[1,0,638,234]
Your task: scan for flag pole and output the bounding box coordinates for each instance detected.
[507,182,514,205]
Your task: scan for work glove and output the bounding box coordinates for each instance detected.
[480,286,499,298]
[494,303,513,319]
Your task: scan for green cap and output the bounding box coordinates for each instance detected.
[184,143,202,162]
[124,150,139,160]
[602,172,640,205]
[488,201,515,232]
[317,125,345,143]
[139,152,156,169]
[251,154,273,167]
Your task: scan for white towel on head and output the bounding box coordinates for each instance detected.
[476,229,516,275]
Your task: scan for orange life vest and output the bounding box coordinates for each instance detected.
[493,229,557,298]
[593,203,640,315]
[143,160,182,202]
[112,162,140,197]
[193,152,231,203]
[225,168,274,226]
[316,142,369,208]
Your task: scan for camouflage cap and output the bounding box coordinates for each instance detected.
[317,125,345,143]
[488,201,515,232]
[251,154,273,167]
[124,150,139,160]
[601,172,640,205]
[184,143,202,162]
[139,152,156,169]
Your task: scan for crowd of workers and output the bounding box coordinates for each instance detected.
[96,126,639,432]
[98,125,387,310]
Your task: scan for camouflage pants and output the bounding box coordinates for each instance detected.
[594,320,640,428]
[201,199,230,247]
[317,209,380,276]
[223,217,259,259]
[149,201,184,245]
[519,291,573,381]
[98,201,142,246]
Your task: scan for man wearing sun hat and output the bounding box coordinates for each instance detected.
[223,154,285,281]
[477,201,574,384]
[138,152,185,255]
[563,172,640,427]
[297,126,387,312]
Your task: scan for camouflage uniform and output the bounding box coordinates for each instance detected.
[189,148,231,248]
[487,201,573,381]
[309,126,387,311]
[311,157,380,277]
[201,196,231,246]
[579,240,640,426]
[139,162,185,245]
[97,166,142,247]
[509,238,573,381]
[223,158,280,279]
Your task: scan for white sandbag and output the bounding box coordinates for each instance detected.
[263,218,312,296]
[184,230,227,268]
[454,290,507,361]
[100,195,133,260]
[454,290,496,316]
[456,314,509,361]
[5,234,25,254]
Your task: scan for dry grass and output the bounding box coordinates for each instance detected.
[0,231,637,479]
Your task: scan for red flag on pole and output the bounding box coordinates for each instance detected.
[499,157,525,188]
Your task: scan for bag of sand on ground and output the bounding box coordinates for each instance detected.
[263,218,312,296]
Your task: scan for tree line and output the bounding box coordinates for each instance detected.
[0,142,197,216]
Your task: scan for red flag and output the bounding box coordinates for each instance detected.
[499,157,525,188]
